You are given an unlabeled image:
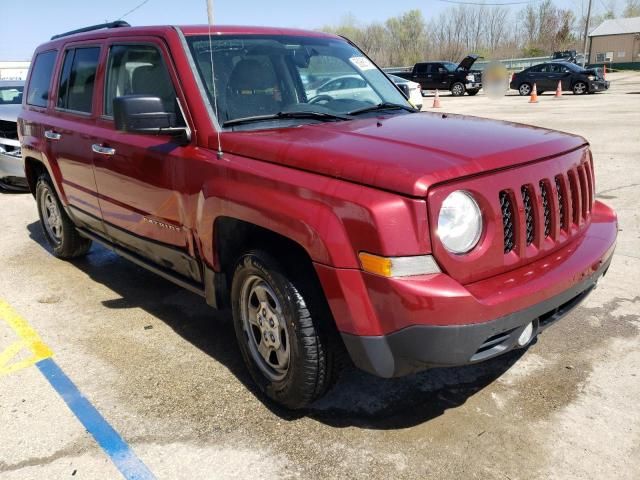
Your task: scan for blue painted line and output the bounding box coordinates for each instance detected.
[36,357,156,480]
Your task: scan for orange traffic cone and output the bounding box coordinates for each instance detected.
[554,80,563,98]
[529,83,539,103]
[432,89,442,108]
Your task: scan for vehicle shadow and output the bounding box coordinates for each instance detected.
[0,184,30,194]
[27,221,525,430]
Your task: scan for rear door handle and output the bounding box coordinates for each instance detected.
[44,130,61,141]
[92,144,116,156]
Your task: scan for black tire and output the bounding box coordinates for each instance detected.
[466,89,480,96]
[518,83,532,96]
[450,82,465,97]
[231,250,340,409]
[573,81,588,95]
[35,173,92,258]
[537,90,545,95]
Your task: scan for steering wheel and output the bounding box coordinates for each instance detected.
[308,94,334,105]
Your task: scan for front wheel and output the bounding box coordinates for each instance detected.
[36,174,92,258]
[573,82,588,95]
[450,82,465,97]
[466,89,480,96]
[231,251,339,409]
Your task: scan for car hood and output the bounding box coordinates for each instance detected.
[0,104,20,122]
[220,112,587,197]
[457,54,481,71]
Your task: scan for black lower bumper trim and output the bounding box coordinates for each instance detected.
[342,253,612,378]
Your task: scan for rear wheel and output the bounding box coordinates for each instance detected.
[450,82,465,97]
[573,82,588,95]
[231,250,340,409]
[35,174,91,258]
[518,83,532,96]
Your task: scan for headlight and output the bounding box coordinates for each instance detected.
[437,191,483,254]
[466,74,475,82]
[587,75,596,81]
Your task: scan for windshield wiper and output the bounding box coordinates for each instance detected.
[347,102,418,116]
[223,111,350,127]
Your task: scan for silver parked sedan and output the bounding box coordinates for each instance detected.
[0,80,27,191]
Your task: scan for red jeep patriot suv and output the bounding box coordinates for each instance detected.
[19,22,617,409]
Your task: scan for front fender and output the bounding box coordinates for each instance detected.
[188,151,431,271]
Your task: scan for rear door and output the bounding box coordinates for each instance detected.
[524,64,546,90]
[92,38,201,282]
[48,43,105,232]
[412,63,429,88]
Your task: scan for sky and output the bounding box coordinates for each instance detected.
[2,0,599,61]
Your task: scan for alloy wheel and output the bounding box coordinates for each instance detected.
[573,82,587,94]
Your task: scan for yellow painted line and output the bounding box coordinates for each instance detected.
[0,300,53,376]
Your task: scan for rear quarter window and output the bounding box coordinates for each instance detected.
[26,50,57,108]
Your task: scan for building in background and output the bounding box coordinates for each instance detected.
[588,17,640,69]
[0,62,30,81]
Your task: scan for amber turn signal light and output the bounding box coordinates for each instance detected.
[358,252,441,278]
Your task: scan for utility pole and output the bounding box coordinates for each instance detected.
[582,0,593,67]
[207,0,214,25]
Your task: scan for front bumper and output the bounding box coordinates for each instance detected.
[589,80,610,91]
[0,138,26,189]
[315,201,617,377]
[0,154,27,190]
[465,82,482,90]
[341,253,611,377]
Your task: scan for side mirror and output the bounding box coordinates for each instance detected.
[113,95,188,140]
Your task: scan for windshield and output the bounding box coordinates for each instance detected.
[0,85,24,105]
[185,34,410,128]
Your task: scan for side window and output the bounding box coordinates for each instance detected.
[26,50,57,108]
[415,64,428,75]
[57,47,100,113]
[104,44,178,117]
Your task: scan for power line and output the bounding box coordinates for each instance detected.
[117,0,151,21]
[436,0,542,5]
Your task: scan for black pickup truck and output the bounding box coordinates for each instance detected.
[388,55,482,96]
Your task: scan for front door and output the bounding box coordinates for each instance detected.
[92,39,200,282]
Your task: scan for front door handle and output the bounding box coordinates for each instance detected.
[92,144,116,156]
[44,130,61,141]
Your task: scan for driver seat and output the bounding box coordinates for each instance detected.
[225,59,282,121]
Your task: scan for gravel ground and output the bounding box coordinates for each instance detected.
[1,72,639,480]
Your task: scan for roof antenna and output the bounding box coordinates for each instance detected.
[206,0,224,159]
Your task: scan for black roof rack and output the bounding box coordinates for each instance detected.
[50,21,131,40]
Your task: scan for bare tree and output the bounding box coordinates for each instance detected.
[320,2,586,68]
[623,0,640,16]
